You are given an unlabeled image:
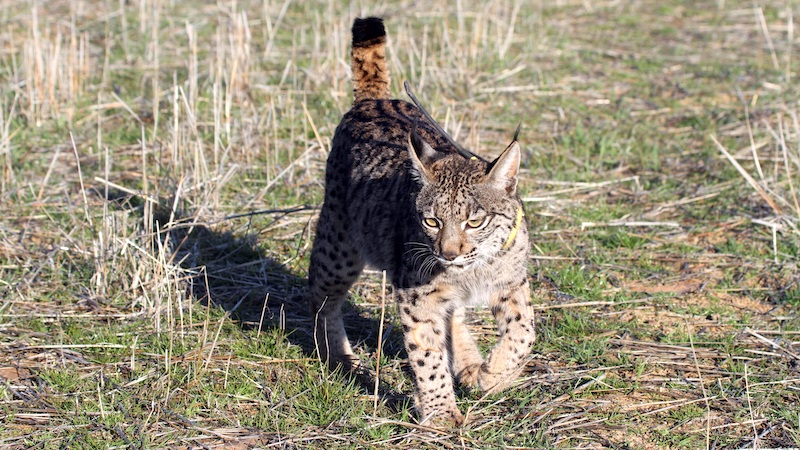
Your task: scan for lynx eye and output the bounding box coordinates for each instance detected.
[465,216,490,229]
[423,217,440,228]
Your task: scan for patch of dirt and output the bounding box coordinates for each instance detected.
[617,267,780,338]
[0,366,31,383]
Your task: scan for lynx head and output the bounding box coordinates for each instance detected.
[407,129,525,271]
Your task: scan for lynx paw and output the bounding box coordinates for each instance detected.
[421,408,465,429]
[330,354,364,373]
[477,365,522,394]
[455,363,482,388]
[415,392,465,429]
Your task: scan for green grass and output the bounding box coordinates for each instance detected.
[1,0,800,448]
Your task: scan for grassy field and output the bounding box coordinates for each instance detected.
[1,0,799,448]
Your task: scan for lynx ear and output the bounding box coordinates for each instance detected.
[407,129,438,184]
[486,140,521,195]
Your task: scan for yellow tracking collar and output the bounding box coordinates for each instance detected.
[501,207,525,250]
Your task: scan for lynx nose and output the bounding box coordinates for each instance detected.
[438,239,461,261]
[440,248,459,261]
[437,226,463,262]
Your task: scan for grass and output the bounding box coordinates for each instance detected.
[1,0,799,448]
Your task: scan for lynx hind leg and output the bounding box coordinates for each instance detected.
[479,280,535,393]
[308,205,365,370]
[449,305,484,387]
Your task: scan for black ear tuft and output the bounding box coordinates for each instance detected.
[488,124,522,172]
[352,17,385,47]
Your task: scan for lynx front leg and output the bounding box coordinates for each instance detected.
[449,305,484,387]
[479,280,535,393]
[398,289,463,427]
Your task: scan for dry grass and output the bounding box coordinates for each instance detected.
[1,0,799,448]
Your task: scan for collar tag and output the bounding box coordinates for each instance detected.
[501,207,524,250]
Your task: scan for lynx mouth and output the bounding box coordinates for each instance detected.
[435,255,473,268]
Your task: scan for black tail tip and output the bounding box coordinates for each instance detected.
[513,123,521,142]
[352,17,385,46]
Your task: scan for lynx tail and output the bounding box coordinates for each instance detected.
[351,17,390,103]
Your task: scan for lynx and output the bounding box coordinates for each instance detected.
[308,17,535,427]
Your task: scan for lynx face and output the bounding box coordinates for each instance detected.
[410,139,524,272]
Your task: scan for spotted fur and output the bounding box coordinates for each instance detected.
[308,17,535,427]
